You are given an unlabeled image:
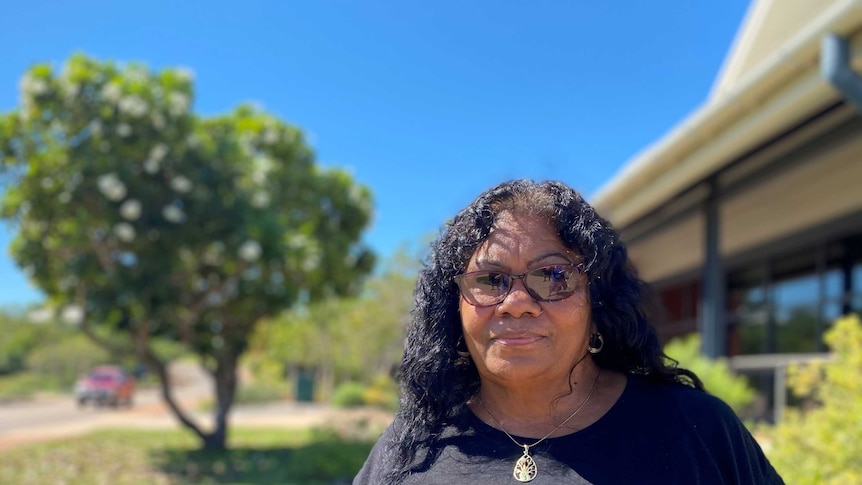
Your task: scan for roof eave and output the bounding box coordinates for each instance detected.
[591,0,862,229]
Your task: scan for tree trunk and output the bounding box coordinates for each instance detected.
[203,353,239,450]
[135,344,235,450]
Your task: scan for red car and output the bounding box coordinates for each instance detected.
[74,365,136,407]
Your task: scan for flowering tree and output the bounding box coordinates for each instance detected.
[0,54,375,449]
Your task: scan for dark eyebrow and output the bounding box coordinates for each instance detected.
[472,258,506,270]
[473,251,575,270]
[527,251,575,267]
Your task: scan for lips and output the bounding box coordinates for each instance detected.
[492,334,544,346]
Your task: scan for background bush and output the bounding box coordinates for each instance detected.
[26,334,112,389]
[663,333,756,414]
[331,381,367,408]
[330,375,398,410]
[758,314,862,485]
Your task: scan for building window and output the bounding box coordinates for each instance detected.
[728,238,861,356]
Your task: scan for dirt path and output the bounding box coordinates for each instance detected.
[0,362,393,451]
[0,397,392,451]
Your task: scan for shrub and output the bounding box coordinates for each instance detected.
[663,333,756,414]
[331,381,367,408]
[361,373,399,411]
[758,314,862,484]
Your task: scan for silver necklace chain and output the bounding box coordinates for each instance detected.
[477,368,601,482]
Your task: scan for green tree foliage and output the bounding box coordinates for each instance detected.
[759,314,862,484]
[0,310,116,398]
[0,54,375,449]
[26,332,111,387]
[250,247,415,402]
[663,333,756,414]
[0,311,49,374]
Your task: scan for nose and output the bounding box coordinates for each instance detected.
[495,278,543,318]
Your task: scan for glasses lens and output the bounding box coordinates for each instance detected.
[459,271,510,306]
[524,264,577,301]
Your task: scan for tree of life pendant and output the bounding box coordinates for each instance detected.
[513,445,538,482]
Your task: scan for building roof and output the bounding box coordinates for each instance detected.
[592,0,862,229]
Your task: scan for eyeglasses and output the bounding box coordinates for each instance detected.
[454,263,584,307]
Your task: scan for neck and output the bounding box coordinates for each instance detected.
[474,360,601,438]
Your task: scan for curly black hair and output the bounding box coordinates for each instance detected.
[380,179,702,483]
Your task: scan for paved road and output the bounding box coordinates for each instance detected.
[0,362,391,451]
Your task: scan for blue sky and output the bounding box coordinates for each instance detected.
[0,0,751,308]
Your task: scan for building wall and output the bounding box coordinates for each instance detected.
[627,213,704,283]
[626,114,862,359]
[720,129,862,256]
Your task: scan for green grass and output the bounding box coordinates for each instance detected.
[0,425,378,485]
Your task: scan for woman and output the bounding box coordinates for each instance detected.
[354,180,783,484]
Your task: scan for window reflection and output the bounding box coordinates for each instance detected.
[854,264,862,313]
[731,244,861,356]
[771,274,819,353]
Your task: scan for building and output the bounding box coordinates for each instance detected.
[591,0,862,420]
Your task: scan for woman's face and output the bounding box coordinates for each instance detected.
[459,210,593,387]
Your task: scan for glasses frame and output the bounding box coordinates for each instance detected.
[454,263,585,307]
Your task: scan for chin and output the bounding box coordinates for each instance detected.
[483,357,555,381]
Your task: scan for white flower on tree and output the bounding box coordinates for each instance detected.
[168,92,190,116]
[58,76,80,100]
[251,191,270,208]
[170,175,194,193]
[151,112,166,131]
[150,143,169,161]
[186,133,200,148]
[88,119,103,137]
[20,73,49,97]
[120,199,142,220]
[144,143,169,174]
[118,95,149,118]
[143,158,161,174]
[238,240,262,262]
[302,250,321,272]
[261,128,279,145]
[251,155,275,184]
[101,82,122,103]
[113,222,136,242]
[116,123,132,137]
[286,233,309,250]
[97,173,127,201]
[175,67,195,83]
[162,204,187,224]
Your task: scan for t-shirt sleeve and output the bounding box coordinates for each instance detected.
[725,408,785,484]
[687,390,785,485]
[353,422,395,485]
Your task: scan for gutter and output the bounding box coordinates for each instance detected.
[592,0,862,228]
[822,33,862,110]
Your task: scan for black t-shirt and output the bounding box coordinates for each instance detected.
[354,376,784,484]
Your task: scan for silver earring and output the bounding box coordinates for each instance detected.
[588,332,604,354]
